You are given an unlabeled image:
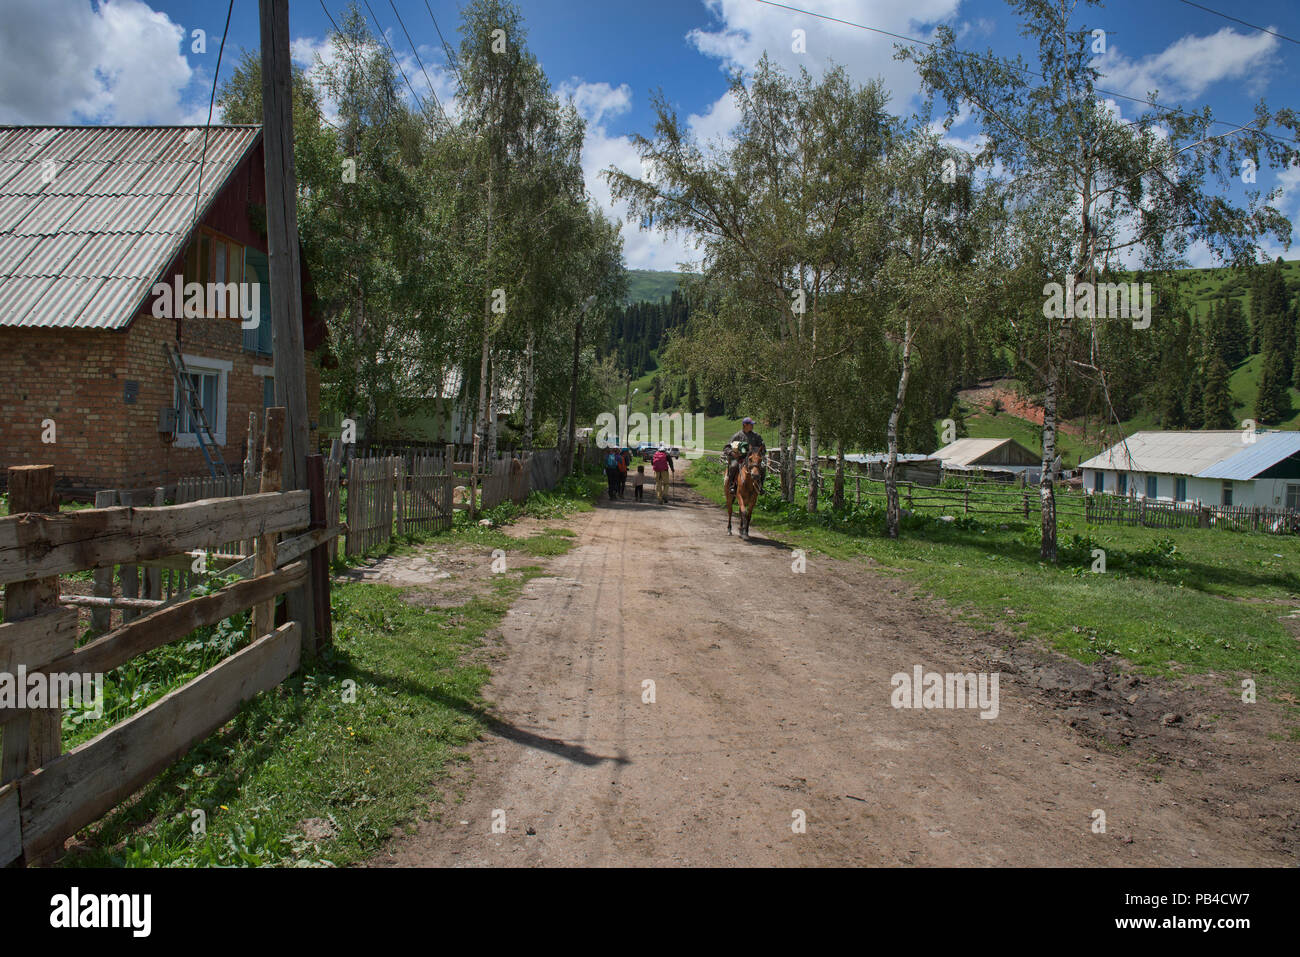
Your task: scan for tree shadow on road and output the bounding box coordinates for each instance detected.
[348,664,627,768]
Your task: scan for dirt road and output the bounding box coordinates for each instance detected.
[371,474,1298,866]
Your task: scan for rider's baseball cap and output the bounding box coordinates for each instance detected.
[742,417,754,425]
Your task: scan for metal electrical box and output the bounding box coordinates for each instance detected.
[157,407,178,432]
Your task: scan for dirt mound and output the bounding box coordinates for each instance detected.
[960,380,1087,438]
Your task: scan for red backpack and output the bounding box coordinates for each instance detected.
[652,450,668,472]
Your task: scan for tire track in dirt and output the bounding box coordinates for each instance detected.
[371,471,1298,867]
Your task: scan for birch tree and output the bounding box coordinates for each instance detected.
[906,0,1298,560]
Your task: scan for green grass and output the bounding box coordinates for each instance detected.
[63,576,529,866]
[688,457,1300,704]
[54,471,603,867]
[1228,352,1300,430]
[1177,258,1300,319]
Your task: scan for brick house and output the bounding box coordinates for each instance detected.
[0,125,326,496]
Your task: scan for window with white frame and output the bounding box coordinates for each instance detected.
[1287,484,1300,511]
[173,356,229,448]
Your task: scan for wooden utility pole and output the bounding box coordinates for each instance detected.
[253,407,285,640]
[260,0,313,645]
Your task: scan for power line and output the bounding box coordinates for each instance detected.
[360,0,435,124]
[317,0,394,127]
[1174,0,1299,46]
[386,0,451,126]
[189,0,236,235]
[423,0,463,87]
[746,0,1297,147]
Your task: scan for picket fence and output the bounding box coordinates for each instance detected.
[342,448,560,557]
[1085,494,1300,534]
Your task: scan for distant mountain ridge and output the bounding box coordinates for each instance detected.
[623,269,684,304]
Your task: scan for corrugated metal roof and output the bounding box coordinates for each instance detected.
[845,453,939,464]
[1079,430,1300,479]
[1197,431,1300,479]
[933,437,1025,466]
[0,125,260,330]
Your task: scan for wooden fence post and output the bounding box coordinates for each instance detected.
[1,466,73,788]
[243,412,260,558]
[90,489,116,631]
[470,435,480,521]
[394,458,405,538]
[254,408,285,639]
[306,455,332,653]
[345,456,359,557]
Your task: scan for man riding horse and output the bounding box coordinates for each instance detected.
[723,417,766,495]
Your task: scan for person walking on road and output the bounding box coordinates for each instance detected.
[617,447,630,498]
[604,447,621,500]
[652,445,675,504]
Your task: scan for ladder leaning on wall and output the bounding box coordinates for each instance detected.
[163,342,230,480]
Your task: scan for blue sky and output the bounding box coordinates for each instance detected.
[2,0,1298,269]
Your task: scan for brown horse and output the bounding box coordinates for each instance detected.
[725,449,763,538]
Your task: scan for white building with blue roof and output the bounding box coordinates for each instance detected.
[1079,431,1300,510]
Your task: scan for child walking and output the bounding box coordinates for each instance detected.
[633,464,646,501]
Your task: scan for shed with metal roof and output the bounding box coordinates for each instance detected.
[1078,430,1300,510]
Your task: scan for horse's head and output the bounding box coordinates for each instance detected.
[740,450,763,480]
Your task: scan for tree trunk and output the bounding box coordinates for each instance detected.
[563,309,583,474]
[475,170,494,473]
[774,412,785,500]
[886,318,914,539]
[522,326,535,452]
[487,361,498,467]
[784,404,798,502]
[807,415,820,513]
[1040,363,1059,562]
[833,437,845,510]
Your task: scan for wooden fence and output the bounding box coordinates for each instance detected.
[75,475,254,632]
[786,463,1298,535]
[791,465,1085,519]
[341,446,561,557]
[346,455,399,555]
[0,408,341,866]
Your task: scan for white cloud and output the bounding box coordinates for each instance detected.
[561,81,699,272]
[1094,27,1279,102]
[687,91,742,150]
[556,79,632,127]
[686,0,962,109]
[0,0,196,123]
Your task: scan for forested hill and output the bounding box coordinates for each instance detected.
[602,288,690,377]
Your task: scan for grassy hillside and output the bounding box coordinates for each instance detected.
[1177,258,1300,321]
[623,269,684,304]
[957,406,1102,468]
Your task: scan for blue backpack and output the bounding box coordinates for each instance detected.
[605,451,618,469]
